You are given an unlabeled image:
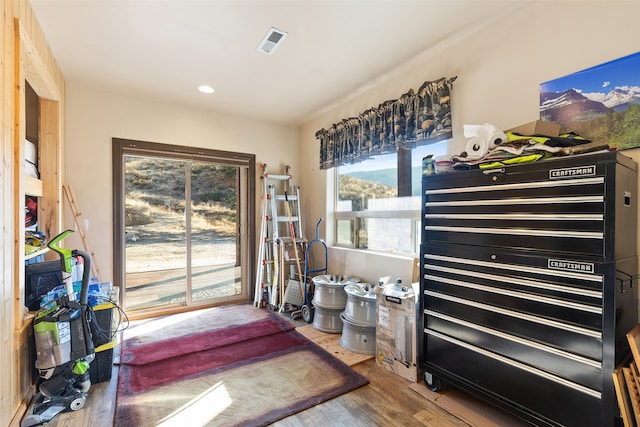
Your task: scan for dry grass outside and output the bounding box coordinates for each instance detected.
[126,198,154,226]
[125,195,238,271]
[191,204,236,236]
[124,160,239,273]
[126,191,236,235]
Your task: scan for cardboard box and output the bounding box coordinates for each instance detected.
[506,120,560,137]
[375,281,422,382]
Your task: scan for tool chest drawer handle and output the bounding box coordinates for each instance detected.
[482,168,505,175]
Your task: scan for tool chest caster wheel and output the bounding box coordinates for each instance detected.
[424,372,444,392]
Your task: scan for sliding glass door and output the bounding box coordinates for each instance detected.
[113,139,255,315]
[188,161,242,304]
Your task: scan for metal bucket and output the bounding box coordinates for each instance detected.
[312,306,343,333]
[343,283,377,326]
[312,274,360,309]
[340,312,376,355]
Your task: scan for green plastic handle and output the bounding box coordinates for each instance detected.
[47,229,75,273]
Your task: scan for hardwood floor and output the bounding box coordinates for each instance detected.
[272,360,469,427]
[45,359,468,427]
[40,310,482,427]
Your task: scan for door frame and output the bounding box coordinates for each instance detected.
[112,138,255,319]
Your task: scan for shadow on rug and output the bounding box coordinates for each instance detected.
[115,304,369,426]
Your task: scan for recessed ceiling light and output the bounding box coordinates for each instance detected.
[198,85,215,94]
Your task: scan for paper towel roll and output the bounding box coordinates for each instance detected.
[461,123,508,161]
[464,123,507,150]
[465,137,490,160]
[488,131,507,147]
[463,124,487,139]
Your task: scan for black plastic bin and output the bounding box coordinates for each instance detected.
[89,302,115,384]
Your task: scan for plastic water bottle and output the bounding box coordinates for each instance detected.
[422,155,435,175]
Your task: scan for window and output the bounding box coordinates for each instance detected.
[335,141,448,255]
[112,138,255,316]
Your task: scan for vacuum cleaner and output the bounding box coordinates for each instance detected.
[22,230,96,427]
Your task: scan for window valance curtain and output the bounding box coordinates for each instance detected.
[315,76,456,170]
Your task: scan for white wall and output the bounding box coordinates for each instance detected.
[63,82,297,284]
[298,0,640,285]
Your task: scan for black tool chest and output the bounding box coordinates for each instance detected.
[419,151,638,426]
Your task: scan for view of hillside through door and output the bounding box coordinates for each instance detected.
[112,139,255,314]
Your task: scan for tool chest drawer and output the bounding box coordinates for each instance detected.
[423,243,606,357]
[421,151,637,260]
[419,151,638,427]
[425,332,602,427]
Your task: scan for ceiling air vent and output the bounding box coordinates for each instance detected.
[257,27,288,54]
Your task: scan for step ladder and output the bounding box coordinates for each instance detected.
[254,164,306,309]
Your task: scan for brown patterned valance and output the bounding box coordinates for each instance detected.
[315,76,456,170]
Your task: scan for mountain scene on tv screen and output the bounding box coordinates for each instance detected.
[540,52,640,150]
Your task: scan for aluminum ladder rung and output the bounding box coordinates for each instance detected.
[263,173,291,181]
[275,217,300,222]
[274,194,298,201]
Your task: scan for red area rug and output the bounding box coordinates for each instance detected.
[114,304,369,426]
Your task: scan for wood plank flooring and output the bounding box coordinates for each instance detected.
[39,310,517,427]
[45,360,467,427]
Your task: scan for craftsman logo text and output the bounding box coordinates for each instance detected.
[548,259,595,274]
[549,165,596,179]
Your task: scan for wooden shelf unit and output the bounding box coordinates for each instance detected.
[5,13,65,427]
